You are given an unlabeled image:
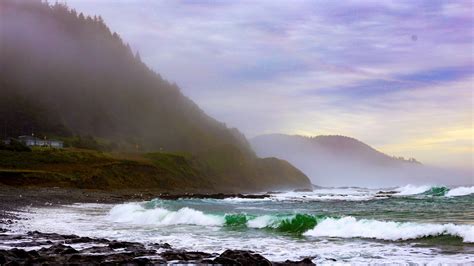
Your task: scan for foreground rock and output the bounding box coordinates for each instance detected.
[157,192,270,200]
[206,250,272,265]
[0,230,314,265]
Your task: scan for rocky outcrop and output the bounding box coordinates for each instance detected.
[0,230,315,265]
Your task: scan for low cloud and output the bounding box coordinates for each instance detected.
[65,0,473,170]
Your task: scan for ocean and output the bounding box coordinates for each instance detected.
[9,185,474,264]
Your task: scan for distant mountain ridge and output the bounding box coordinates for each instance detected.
[252,134,420,165]
[250,134,426,187]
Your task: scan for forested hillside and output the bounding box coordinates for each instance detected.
[0,1,311,191]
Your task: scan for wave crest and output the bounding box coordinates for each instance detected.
[446,186,474,197]
[108,203,223,226]
[394,185,473,197]
[395,185,435,195]
[108,203,474,242]
[304,217,474,242]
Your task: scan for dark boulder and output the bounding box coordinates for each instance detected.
[274,257,315,265]
[160,250,213,261]
[39,244,79,255]
[214,250,272,266]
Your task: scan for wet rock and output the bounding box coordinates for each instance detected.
[131,257,151,264]
[81,246,115,254]
[293,188,313,192]
[66,253,107,264]
[10,240,53,247]
[158,193,269,200]
[0,248,39,264]
[160,250,213,261]
[27,230,71,241]
[375,191,397,198]
[213,250,272,266]
[109,240,144,249]
[64,236,96,244]
[0,231,277,265]
[149,242,172,249]
[0,234,23,241]
[275,257,315,265]
[38,243,79,255]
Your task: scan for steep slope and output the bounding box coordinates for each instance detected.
[250,134,430,187]
[0,1,311,192]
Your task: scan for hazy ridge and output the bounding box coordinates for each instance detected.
[251,134,471,187]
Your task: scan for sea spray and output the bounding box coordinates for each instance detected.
[446,186,474,197]
[15,186,474,264]
[108,203,224,226]
[395,185,433,195]
[304,216,474,242]
[107,202,474,243]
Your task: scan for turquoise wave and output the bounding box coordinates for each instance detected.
[224,213,330,234]
[421,186,450,196]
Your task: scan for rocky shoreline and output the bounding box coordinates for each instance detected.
[0,230,316,265]
[0,185,314,265]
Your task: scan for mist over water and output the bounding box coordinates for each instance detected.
[251,134,473,187]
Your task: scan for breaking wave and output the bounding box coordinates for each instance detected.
[422,186,450,196]
[446,186,474,197]
[394,185,474,197]
[108,203,326,234]
[394,185,434,195]
[304,217,474,243]
[107,203,474,242]
[108,203,223,226]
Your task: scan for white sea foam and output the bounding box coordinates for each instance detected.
[394,184,432,195]
[108,204,474,243]
[247,215,275,228]
[108,203,224,226]
[13,202,474,264]
[446,186,474,197]
[304,216,474,242]
[222,197,271,203]
[108,204,290,230]
[269,188,378,202]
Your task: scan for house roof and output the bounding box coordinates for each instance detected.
[18,135,41,141]
[18,136,63,143]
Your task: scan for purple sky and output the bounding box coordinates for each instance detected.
[65,0,473,170]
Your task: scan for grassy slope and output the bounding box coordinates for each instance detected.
[0,149,205,192]
[0,148,311,193]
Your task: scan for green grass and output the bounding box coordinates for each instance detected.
[0,148,219,191]
[0,147,311,192]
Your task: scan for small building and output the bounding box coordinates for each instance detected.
[18,135,64,148]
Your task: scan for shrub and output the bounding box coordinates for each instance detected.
[0,139,32,152]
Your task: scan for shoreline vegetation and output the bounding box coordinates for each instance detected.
[0,147,311,193]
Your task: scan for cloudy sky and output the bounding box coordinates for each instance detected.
[65,0,473,170]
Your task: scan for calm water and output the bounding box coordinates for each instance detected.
[11,185,474,264]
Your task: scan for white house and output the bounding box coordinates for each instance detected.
[18,135,64,148]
